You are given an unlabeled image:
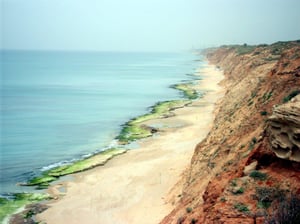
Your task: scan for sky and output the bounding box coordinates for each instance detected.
[1,0,300,52]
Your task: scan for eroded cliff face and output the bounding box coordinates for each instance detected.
[161,41,300,224]
[267,95,300,162]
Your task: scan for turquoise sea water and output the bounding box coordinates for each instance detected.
[0,51,203,194]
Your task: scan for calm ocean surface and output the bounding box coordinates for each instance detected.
[0,51,204,194]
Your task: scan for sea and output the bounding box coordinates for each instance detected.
[0,50,204,194]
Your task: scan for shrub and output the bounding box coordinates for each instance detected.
[233,187,245,195]
[257,200,272,209]
[234,203,249,212]
[251,91,257,98]
[220,197,226,202]
[230,179,237,187]
[248,138,257,151]
[283,90,300,103]
[262,91,273,102]
[236,45,256,55]
[266,194,300,224]
[255,187,286,211]
[260,111,268,116]
[271,48,281,55]
[248,100,254,106]
[250,170,268,180]
[186,207,193,213]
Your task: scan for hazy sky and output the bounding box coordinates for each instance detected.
[1,0,300,51]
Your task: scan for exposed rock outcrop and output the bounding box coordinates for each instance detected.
[267,95,300,162]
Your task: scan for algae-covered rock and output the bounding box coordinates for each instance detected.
[172,83,199,100]
[26,148,126,187]
[48,148,127,176]
[0,193,51,223]
[117,100,190,143]
[25,175,57,186]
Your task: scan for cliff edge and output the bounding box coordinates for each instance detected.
[161,41,300,224]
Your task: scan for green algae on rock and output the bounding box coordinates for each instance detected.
[0,193,51,223]
[25,148,126,187]
[25,175,57,187]
[172,83,199,100]
[117,100,191,143]
[48,148,127,176]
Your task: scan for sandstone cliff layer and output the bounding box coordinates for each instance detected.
[161,41,300,224]
[267,95,300,162]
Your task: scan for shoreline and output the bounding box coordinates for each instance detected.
[35,62,225,224]
[22,63,202,188]
[1,57,204,223]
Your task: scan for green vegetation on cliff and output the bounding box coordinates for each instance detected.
[283,90,300,103]
[220,40,300,56]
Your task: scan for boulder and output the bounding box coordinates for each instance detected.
[243,161,258,176]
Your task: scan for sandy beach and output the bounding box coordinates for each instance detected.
[36,63,224,224]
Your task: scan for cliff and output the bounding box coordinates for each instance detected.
[161,41,300,224]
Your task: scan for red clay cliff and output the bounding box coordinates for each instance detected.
[161,41,300,224]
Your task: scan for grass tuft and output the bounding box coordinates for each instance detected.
[283,90,300,103]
